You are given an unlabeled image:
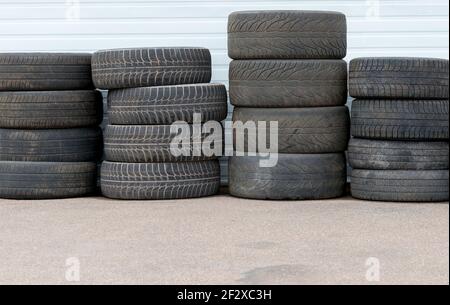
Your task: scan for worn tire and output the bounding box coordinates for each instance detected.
[104,125,222,163]
[351,99,449,140]
[233,107,350,153]
[0,91,103,129]
[101,160,220,200]
[229,153,347,200]
[108,84,228,125]
[0,53,93,91]
[0,161,97,199]
[351,169,449,202]
[0,128,102,162]
[348,138,449,170]
[228,11,347,59]
[229,60,348,107]
[92,48,212,89]
[349,58,449,99]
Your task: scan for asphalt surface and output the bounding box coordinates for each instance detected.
[0,195,448,285]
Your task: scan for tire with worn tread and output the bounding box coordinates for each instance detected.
[230,60,348,107]
[101,160,220,200]
[233,107,350,153]
[351,169,449,202]
[92,48,212,89]
[0,161,97,199]
[348,138,449,170]
[229,153,347,200]
[0,53,93,91]
[351,99,449,140]
[104,125,222,163]
[228,11,347,59]
[0,91,103,129]
[349,57,449,99]
[108,84,227,125]
[0,128,103,162]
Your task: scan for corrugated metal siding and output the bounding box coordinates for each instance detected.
[1,0,448,185]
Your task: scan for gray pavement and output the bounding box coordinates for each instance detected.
[0,195,448,285]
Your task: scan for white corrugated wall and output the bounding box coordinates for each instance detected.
[1,0,449,184]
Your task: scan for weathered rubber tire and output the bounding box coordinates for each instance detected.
[0,91,103,129]
[0,53,93,91]
[228,11,347,59]
[351,169,449,202]
[108,84,228,125]
[229,60,348,107]
[101,160,220,200]
[0,161,97,199]
[233,107,350,153]
[348,138,449,170]
[0,128,103,162]
[229,153,347,200]
[349,58,449,99]
[92,48,212,89]
[104,125,222,163]
[351,99,449,140]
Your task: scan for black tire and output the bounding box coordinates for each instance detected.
[229,60,348,108]
[108,84,228,125]
[0,161,97,199]
[92,48,212,89]
[0,91,103,129]
[348,138,449,170]
[229,153,347,200]
[0,128,102,162]
[349,57,449,99]
[104,125,222,163]
[228,11,347,59]
[233,107,350,153]
[0,53,93,91]
[351,169,449,202]
[101,160,221,200]
[351,99,449,140]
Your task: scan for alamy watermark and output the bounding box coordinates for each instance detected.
[65,257,81,282]
[365,257,381,282]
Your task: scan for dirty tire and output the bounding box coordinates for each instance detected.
[0,53,93,91]
[101,160,221,200]
[108,84,228,125]
[0,161,97,199]
[229,60,348,107]
[229,153,347,200]
[92,48,212,89]
[351,169,449,202]
[348,138,449,170]
[0,128,103,162]
[349,58,449,99]
[104,125,222,163]
[228,11,347,59]
[0,91,103,129]
[351,99,449,140]
[233,107,350,153]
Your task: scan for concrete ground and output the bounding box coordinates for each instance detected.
[0,195,448,285]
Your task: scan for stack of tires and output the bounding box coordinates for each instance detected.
[0,53,103,199]
[227,11,350,200]
[348,57,449,202]
[92,48,228,200]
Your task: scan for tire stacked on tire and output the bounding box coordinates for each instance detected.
[227,11,350,200]
[348,57,449,202]
[92,48,227,200]
[0,53,103,199]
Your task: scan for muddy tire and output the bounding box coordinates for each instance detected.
[92,48,212,89]
[351,169,449,202]
[228,11,347,59]
[108,84,227,125]
[101,160,221,200]
[0,161,97,199]
[229,153,347,200]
